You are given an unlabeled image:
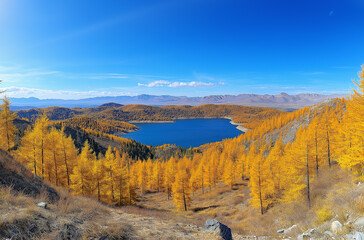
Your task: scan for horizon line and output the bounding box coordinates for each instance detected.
[2,91,349,101]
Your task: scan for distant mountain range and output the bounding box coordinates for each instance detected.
[9,93,344,110]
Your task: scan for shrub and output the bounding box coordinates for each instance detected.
[315,206,333,224]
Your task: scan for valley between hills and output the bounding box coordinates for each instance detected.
[0,69,363,239]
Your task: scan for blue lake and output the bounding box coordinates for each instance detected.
[122,118,243,148]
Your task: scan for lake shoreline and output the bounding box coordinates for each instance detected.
[223,117,248,132]
[129,117,248,132]
[130,120,174,123]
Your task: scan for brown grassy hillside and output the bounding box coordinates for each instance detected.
[17,104,282,130]
[0,150,58,202]
[0,187,211,240]
[0,151,237,240]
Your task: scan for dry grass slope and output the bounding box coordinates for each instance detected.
[0,187,248,239]
[131,166,364,237]
[0,150,59,202]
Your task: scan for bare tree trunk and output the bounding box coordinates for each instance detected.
[33,144,37,176]
[129,184,132,204]
[201,167,204,194]
[119,177,123,205]
[81,177,85,195]
[97,180,101,201]
[5,114,10,151]
[110,168,115,201]
[62,139,70,187]
[326,127,331,167]
[315,129,319,176]
[258,165,264,215]
[183,187,187,211]
[53,150,58,186]
[41,138,45,179]
[306,145,311,208]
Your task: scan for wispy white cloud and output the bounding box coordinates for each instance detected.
[301,71,326,76]
[138,80,220,88]
[0,86,133,100]
[0,70,60,82]
[88,73,130,80]
[240,84,350,95]
[331,66,356,70]
[0,65,61,83]
[294,71,326,76]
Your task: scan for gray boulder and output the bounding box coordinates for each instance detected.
[205,219,232,240]
[352,232,364,240]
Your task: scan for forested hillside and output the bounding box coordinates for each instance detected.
[14,104,283,162]
[55,116,137,134]
[0,67,363,238]
[17,104,281,130]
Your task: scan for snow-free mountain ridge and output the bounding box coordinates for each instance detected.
[9,92,343,110]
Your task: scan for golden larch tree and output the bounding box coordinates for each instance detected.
[172,158,192,211]
[0,97,17,151]
[71,141,96,196]
[338,66,364,180]
[32,114,50,179]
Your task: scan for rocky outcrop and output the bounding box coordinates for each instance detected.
[294,219,364,240]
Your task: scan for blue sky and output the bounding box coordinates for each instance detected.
[0,0,363,99]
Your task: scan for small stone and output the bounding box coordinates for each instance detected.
[285,225,298,234]
[355,217,364,228]
[346,220,354,225]
[277,225,298,235]
[297,232,310,240]
[331,220,343,234]
[324,230,334,237]
[37,202,47,209]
